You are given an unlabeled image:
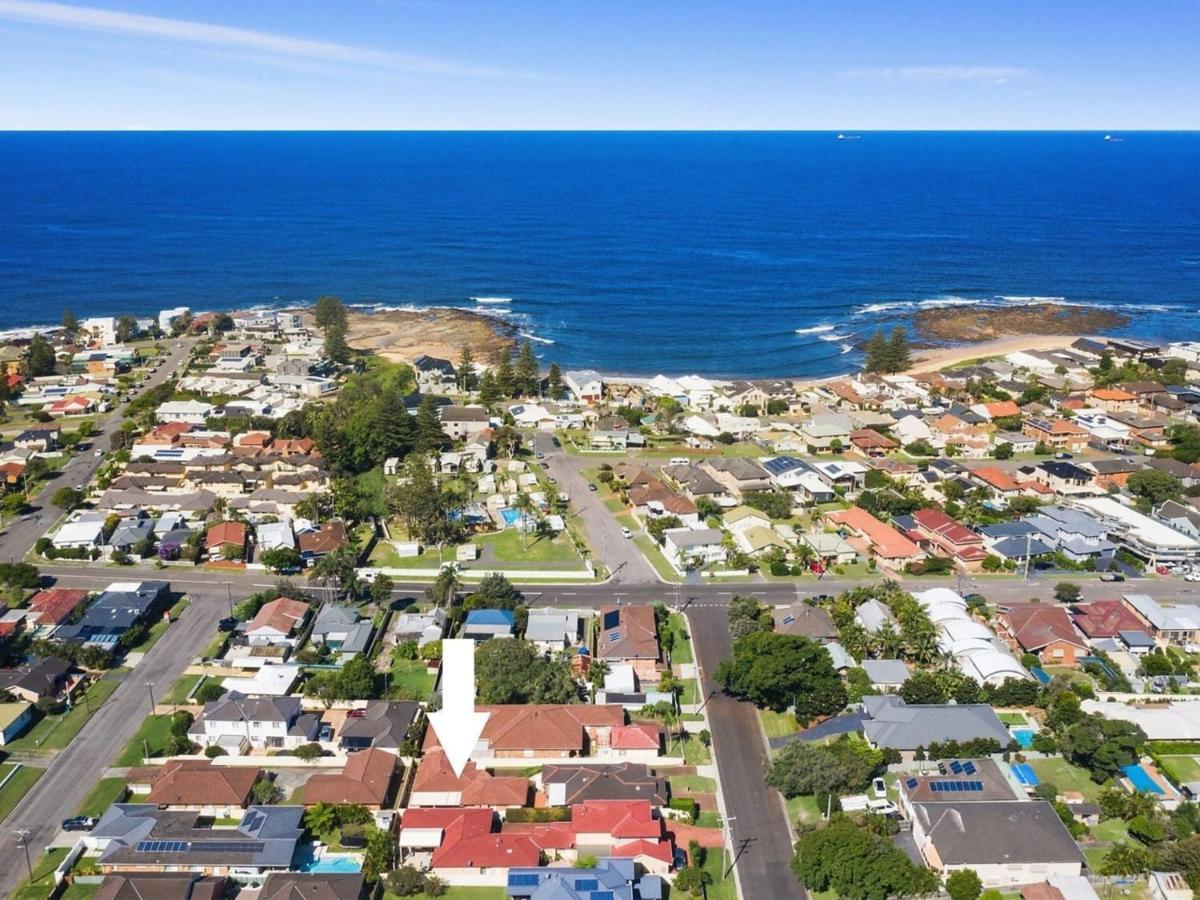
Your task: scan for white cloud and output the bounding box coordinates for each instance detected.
[0,0,524,78]
[844,65,1032,83]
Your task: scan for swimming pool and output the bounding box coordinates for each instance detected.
[1011,727,1035,749]
[1122,763,1164,795]
[293,845,363,873]
[500,507,520,526]
[1011,763,1040,786]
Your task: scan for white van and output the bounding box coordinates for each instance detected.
[669,457,689,466]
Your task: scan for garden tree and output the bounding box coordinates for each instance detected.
[362,827,394,879]
[260,547,302,574]
[547,362,565,400]
[251,778,283,805]
[456,344,475,392]
[390,456,460,546]
[899,670,948,705]
[672,864,713,897]
[115,315,138,342]
[494,350,515,397]
[1160,357,1189,385]
[514,340,539,395]
[386,866,445,897]
[984,677,1041,707]
[468,572,524,609]
[306,361,416,473]
[767,398,790,415]
[491,424,521,458]
[645,514,683,546]
[414,395,448,452]
[863,331,889,374]
[743,490,793,519]
[1104,841,1155,876]
[766,737,885,797]
[1168,423,1200,465]
[1053,582,1083,603]
[323,321,350,363]
[791,815,939,900]
[1059,714,1146,780]
[194,681,225,704]
[61,307,78,335]
[313,295,349,332]
[844,667,874,703]
[0,562,40,590]
[308,546,359,598]
[945,869,983,900]
[477,369,501,406]
[715,631,847,720]
[1128,468,1183,504]
[426,565,462,608]
[727,594,773,640]
[369,573,394,606]
[475,639,578,704]
[886,326,911,371]
[25,333,57,376]
[512,492,536,549]
[50,486,83,511]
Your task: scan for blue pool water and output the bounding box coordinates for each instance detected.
[294,845,363,873]
[1011,763,1040,786]
[1122,764,1164,795]
[500,507,520,526]
[1011,727,1035,749]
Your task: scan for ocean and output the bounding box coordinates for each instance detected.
[1,131,1197,378]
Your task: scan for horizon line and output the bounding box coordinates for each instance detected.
[1,127,1199,134]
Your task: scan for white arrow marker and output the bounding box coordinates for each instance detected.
[428,638,490,777]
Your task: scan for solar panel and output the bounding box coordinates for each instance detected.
[509,874,541,887]
[197,841,263,854]
[602,610,620,630]
[949,761,963,774]
[963,762,977,775]
[136,840,189,853]
[929,780,984,792]
[906,778,919,789]
[591,893,615,900]
[576,879,600,891]
[782,615,795,625]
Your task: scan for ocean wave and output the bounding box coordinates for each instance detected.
[840,343,855,354]
[916,296,983,309]
[519,331,555,345]
[995,295,1069,303]
[852,301,914,316]
[794,324,837,335]
[818,332,855,342]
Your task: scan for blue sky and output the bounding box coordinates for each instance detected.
[0,0,1196,129]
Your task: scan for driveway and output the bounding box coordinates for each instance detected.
[533,432,658,585]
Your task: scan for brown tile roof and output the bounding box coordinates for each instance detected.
[1001,604,1088,652]
[145,760,260,808]
[297,521,348,555]
[412,751,531,807]
[247,597,309,636]
[258,873,364,900]
[205,521,246,548]
[849,428,898,450]
[27,588,89,625]
[301,749,398,808]
[93,874,227,900]
[423,705,625,755]
[596,605,659,661]
[1071,600,1147,638]
[826,507,922,560]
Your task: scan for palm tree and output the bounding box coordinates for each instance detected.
[512,492,535,550]
[426,565,462,609]
[304,801,336,836]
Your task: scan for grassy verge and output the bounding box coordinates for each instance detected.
[759,708,799,740]
[114,714,175,766]
[681,735,712,765]
[4,679,120,753]
[664,612,694,665]
[77,777,127,818]
[670,774,717,793]
[699,845,738,900]
[0,764,44,823]
[633,535,680,582]
[11,847,69,900]
[165,674,202,705]
[786,793,822,825]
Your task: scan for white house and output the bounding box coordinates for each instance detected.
[52,518,105,550]
[662,527,728,572]
[564,370,604,404]
[158,306,190,332]
[80,316,117,346]
[155,400,215,425]
[187,694,318,751]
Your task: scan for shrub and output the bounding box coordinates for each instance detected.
[204,745,227,758]
[668,797,699,822]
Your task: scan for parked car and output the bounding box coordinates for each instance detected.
[319,724,333,742]
[535,452,545,459]
[621,527,632,539]
[588,483,598,492]
[1055,451,1074,460]
[540,462,550,469]
[218,616,238,632]
[1100,572,1125,582]
[62,816,97,832]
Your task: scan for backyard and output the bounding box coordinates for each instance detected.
[114,713,176,766]
[1027,757,1105,801]
[387,657,438,701]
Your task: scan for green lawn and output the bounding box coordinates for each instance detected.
[1091,817,1133,843]
[699,842,738,900]
[670,774,717,793]
[1158,756,1200,785]
[0,764,44,823]
[759,708,799,740]
[114,714,175,766]
[165,674,202,705]
[786,793,822,825]
[387,658,437,701]
[370,543,448,569]
[4,678,120,753]
[77,777,127,818]
[475,528,580,564]
[1083,846,1110,874]
[59,883,100,900]
[130,597,190,653]
[664,612,694,665]
[11,847,69,900]
[681,734,712,766]
[1028,757,1105,801]
[632,535,680,582]
[677,678,699,706]
[998,712,1028,725]
[696,810,722,828]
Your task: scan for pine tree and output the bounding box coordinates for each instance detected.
[515,341,539,397]
[547,362,565,400]
[494,351,515,398]
[324,321,350,363]
[886,326,911,372]
[313,295,347,332]
[478,370,500,407]
[864,330,888,373]
[379,392,416,459]
[25,334,57,376]
[414,395,448,452]
[457,345,475,393]
[61,307,78,336]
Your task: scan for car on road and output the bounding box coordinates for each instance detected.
[61,816,97,832]
[1100,572,1125,582]
[540,462,550,469]
[536,452,545,459]
[551,437,560,447]
[621,526,632,539]
[588,483,598,491]
[548,477,557,484]
[94,449,104,457]
[218,616,238,632]
[1055,451,1074,459]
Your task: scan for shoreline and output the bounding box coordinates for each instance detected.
[904,334,1084,375]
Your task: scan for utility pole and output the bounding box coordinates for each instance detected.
[1024,531,1032,580]
[145,681,156,713]
[15,829,33,881]
[226,581,234,618]
[722,815,737,879]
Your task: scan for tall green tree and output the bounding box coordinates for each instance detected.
[547,362,565,400]
[478,369,500,407]
[25,333,57,376]
[313,295,348,332]
[863,330,888,373]
[60,307,78,336]
[115,315,138,343]
[715,631,847,720]
[494,351,515,398]
[414,395,448,452]
[324,321,350,363]
[456,345,475,392]
[515,340,539,396]
[728,594,773,640]
[885,326,911,372]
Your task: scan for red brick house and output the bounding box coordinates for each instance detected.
[996,603,1089,667]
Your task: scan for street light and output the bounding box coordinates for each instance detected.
[15,828,33,881]
[145,681,156,713]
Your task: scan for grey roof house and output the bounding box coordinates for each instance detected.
[525,609,581,651]
[89,805,304,875]
[339,700,421,751]
[855,598,897,635]
[860,695,1011,751]
[506,858,662,900]
[311,604,375,657]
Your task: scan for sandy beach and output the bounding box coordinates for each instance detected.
[906,334,1087,374]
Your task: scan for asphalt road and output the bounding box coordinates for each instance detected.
[0,338,194,563]
[0,588,226,898]
[688,602,805,900]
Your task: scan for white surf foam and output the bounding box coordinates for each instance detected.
[794,324,837,335]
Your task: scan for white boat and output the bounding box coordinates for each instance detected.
[837,134,862,140]
[1104,134,1124,142]
[470,296,513,304]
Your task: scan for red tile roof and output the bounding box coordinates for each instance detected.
[971,466,1022,493]
[205,521,246,548]
[611,724,661,751]
[27,588,89,625]
[1071,600,1147,639]
[571,800,662,841]
[981,401,1020,418]
[826,507,922,560]
[911,509,986,558]
[145,760,260,808]
[302,749,398,807]
[246,597,309,636]
[411,751,531,807]
[430,815,541,869]
[423,705,626,755]
[1001,604,1088,652]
